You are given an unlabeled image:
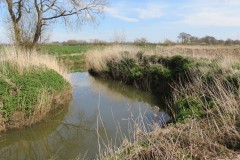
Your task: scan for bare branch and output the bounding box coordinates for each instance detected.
[16,0,20,21]
[3,0,107,48]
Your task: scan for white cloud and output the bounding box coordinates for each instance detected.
[184,12,240,27]
[105,7,139,22]
[105,2,165,22]
[111,14,139,23]
[49,29,112,42]
[182,0,240,27]
[228,33,240,40]
[134,4,165,19]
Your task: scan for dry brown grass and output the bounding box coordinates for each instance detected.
[0,46,68,78]
[154,45,240,71]
[86,45,240,73]
[86,45,141,72]
[155,45,240,58]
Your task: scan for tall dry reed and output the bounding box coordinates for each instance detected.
[86,45,141,72]
[0,46,68,79]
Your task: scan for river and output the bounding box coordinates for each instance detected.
[0,72,170,160]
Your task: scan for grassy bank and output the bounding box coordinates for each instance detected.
[86,45,240,159]
[0,47,71,132]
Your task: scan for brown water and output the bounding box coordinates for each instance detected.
[0,72,170,160]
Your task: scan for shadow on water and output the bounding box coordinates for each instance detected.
[90,75,166,109]
[0,72,170,160]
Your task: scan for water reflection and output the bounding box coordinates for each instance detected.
[89,75,164,108]
[0,72,170,160]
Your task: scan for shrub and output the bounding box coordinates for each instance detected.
[168,55,192,75]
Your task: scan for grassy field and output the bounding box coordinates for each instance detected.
[58,54,86,72]
[40,45,95,55]
[0,47,71,132]
[86,45,240,159]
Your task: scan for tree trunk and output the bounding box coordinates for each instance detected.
[31,0,43,49]
[13,22,22,45]
[31,21,42,48]
[5,0,22,45]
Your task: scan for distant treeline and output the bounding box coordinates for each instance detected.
[175,32,240,45]
[48,34,240,46]
[2,32,239,46]
[44,39,157,46]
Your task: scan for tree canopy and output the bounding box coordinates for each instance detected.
[1,0,107,48]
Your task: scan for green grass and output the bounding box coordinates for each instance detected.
[58,54,86,72]
[40,45,97,55]
[0,63,69,120]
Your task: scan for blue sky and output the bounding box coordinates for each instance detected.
[1,0,240,43]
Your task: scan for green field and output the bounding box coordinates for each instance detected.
[40,45,96,55]
[40,44,156,55]
[58,54,86,72]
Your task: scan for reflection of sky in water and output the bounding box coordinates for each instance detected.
[0,72,170,160]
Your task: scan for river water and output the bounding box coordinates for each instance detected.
[0,72,170,160]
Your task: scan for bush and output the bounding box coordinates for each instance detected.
[168,55,192,75]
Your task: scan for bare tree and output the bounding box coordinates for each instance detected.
[134,37,148,46]
[200,36,217,45]
[2,0,107,48]
[178,32,192,44]
[112,29,126,44]
[189,36,199,44]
